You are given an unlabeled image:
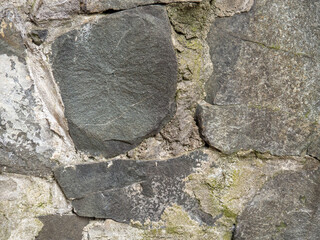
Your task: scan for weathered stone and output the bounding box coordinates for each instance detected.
[197,102,318,155]
[308,137,320,160]
[81,0,202,13]
[36,215,89,240]
[82,220,144,240]
[199,0,320,155]
[0,174,70,240]
[30,0,80,23]
[185,149,320,240]
[0,10,56,177]
[234,167,320,239]
[54,151,214,225]
[29,29,48,46]
[214,0,254,17]
[51,5,177,158]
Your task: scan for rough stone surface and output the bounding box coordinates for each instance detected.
[0,9,57,177]
[127,0,215,159]
[82,220,144,240]
[36,215,89,240]
[0,173,71,240]
[30,0,80,23]
[234,167,320,240]
[81,0,202,13]
[51,5,177,158]
[215,0,254,17]
[29,29,48,46]
[199,0,320,155]
[308,137,320,160]
[55,151,214,225]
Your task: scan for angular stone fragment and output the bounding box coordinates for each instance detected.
[81,0,202,13]
[200,0,320,156]
[51,6,177,158]
[54,151,215,225]
[31,0,80,22]
[214,0,254,17]
[36,215,89,240]
[0,10,56,177]
[196,102,317,155]
[29,29,48,46]
[234,167,320,239]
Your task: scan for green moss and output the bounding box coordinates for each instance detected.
[276,222,287,232]
[222,205,237,220]
[223,231,233,240]
[299,195,306,204]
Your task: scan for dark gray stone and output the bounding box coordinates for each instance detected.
[51,5,177,158]
[29,29,48,46]
[81,0,202,13]
[54,151,215,225]
[36,215,89,240]
[234,167,320,240]
[0,10,55,177]
[200,0,320,156]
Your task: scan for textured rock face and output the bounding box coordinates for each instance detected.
[0,174,70,240]
[0,10,56,177]
[51,5,177,158]
[214,0,254,17]
[31,0,80,23]
[36,215,89,240]
[234,167,320,239]
[54,151,214,225]
[81,0,202,13]
[198,0,320,155]
[1,0,320,239]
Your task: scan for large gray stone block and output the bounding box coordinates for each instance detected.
[51,5,177,158]
[234,167,320,239]
[54,151,215,225]
[199,0,320,156]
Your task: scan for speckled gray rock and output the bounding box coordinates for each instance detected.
[51,5,177,158]
[199,0,320,155]
[307,137,320,160]
[0,10,56,177]
[81,0,202,13]
[234,167,320,240]
[214,0,254,17]
[31,0,80,23]
[54,151,215,225]
[36,215,89,240]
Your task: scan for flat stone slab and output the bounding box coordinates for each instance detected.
[234,167,320,239]
[51,5,177,158]
[81,0,202,13]
[199,0,320,156]
[54,151,215,225]
[36,215,89,240]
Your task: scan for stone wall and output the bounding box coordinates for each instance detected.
[0,0,319,239]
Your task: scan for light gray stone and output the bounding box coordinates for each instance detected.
[51,5,177,158]
[199,0,320,156]
[81,0,202,13]
[54,151,215,225]
[215,0,254,17]
[31,0,80,23]
[0,10,56,177]
[234,167,320,240]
